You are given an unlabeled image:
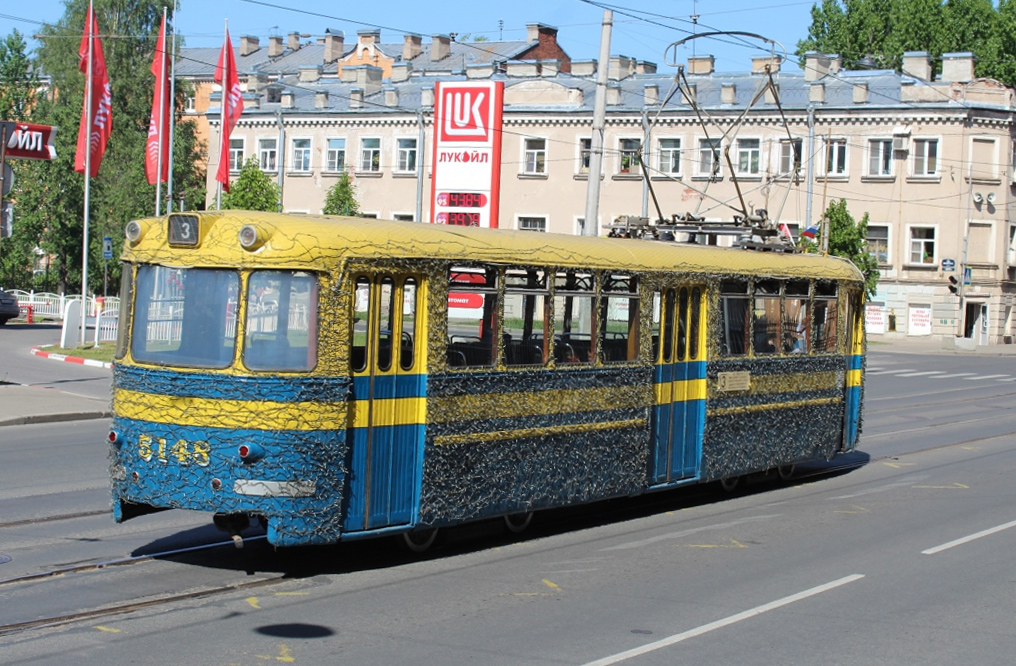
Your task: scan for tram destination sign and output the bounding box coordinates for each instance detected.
[1,121,58,161]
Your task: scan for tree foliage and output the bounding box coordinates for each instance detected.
[321,171,360,216]
[1,0,206,293]
[803,199,879,297]
[797,0,1014,85]
[220,156,280,212]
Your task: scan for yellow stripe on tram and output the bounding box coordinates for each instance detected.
[653,378,708,405]
[349,397,427,429]
[429,385,648,424]
[708,396,840,417]
[847,368,862,388]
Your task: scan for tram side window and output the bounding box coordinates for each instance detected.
[718,279,750,356]
[784,280,810,354]
[600,275,639,363]
[352,278,370,372]
[504,269,549,366]
[555,271,595,364]
[752,280,782,356]
[813,281,839,352]
[447,267,498,369]
[131,265,238,368]
[401,278,417,371]
[244,270,318,372]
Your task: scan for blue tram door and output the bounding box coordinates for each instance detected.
[651,285,707,485]
[344,274,426,532]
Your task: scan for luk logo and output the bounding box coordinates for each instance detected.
[439,86,492,142]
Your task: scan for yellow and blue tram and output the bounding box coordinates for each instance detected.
[109,211,865,547]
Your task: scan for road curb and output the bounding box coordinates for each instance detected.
[0,411,113,427]
[31,346,113,370]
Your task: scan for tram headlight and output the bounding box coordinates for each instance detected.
[125,220,146,245]
[238,224,267,251]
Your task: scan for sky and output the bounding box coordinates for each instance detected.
[0,0,820,73]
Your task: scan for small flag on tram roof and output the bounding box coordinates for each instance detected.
[145,14,171,185]
[214,28,244,193]
[802,224,819,239]
[74,3,112,178]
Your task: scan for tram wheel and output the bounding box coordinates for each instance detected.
[503,511,533,534]
[401,528,439,553]
[719,476,740,492]
[777,464,796,481]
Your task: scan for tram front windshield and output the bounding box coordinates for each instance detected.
[131,265,239,368]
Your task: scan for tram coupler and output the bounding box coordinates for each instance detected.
[213,513,250,549]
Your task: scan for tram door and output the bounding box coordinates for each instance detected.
[345,274,425,532]
[651,285,707,484]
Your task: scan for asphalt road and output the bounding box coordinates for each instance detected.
[0,323,111,401]
[0,344,1014,664]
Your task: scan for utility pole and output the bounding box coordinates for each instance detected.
[583,9,612,237]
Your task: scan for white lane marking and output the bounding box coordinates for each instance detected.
[599,515,779,551]
[895,371,947,377]
[996,377,1016,382]
[865,368,915,375]
[963,374,1010,381]
[922,519,1016,555]
[580,574,866,666]
[931,373,975,379]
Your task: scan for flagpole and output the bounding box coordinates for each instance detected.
[81,0,94,347]
[155,7,167,216]
[216,19,228,210]
[166,0,179,210]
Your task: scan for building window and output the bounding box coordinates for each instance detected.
[360,137,381,172]
[909,226,936,264]
[258,138,277,172]
[659,138,681,175]
[825,138,846,175]
[229,138,244,171]
[185,95,196,112]
[524,138,546,174]
[579,138,591,174]
[393,213,415,221]
[868,139,893,176]
[736,138,760,175]
[619,138,641,175]
[780,138,802,175]
[698,138,721,177]
[913,139,938,176]
[291,138,311,172]
[396,137,417,173]
[518,216,547,232]
[867,225,889,265]
[971,137,997,181]
[326,138,346,172]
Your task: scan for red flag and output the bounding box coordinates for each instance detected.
[145,15,171,185]
[214,29,244,192]
[74,4,112,178]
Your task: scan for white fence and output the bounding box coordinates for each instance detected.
[9,291,120,320]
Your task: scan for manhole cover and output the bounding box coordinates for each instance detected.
[0,554,11,565]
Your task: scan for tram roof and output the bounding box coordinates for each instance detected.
[125,211,865,283]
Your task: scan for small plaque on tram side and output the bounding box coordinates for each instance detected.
[716,371,751,392]
[168,214,200,246]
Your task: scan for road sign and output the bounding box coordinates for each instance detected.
[964,266,972,286]
[941,258,955,272]
[102,236,113,259]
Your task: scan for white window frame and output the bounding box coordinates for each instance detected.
[912,137,939,177]
[360,137,381,172]
[523,137,547,175]
[228,137,245,172]
[618,138,642,175]
[325,138,346,172]
[735,137,761,176]
[290,137,312,172]
[779,138,803,176]
[823,137,847,176]
[868,138,894,177]
[392,212,415,221]
[696,137,722,178]
[517,215,547,232]
[577,137,592,175]
[257,137,278,172]
[906,225,937,266]
[657,137,682,176]
[867,224,891,266]
[970,136,999,181]
[395,137,418,173]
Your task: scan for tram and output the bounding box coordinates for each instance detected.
[109,211,865,548]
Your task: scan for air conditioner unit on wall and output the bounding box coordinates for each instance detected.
[892,135,909,152]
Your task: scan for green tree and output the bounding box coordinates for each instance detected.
[321,171,360,216]
[220,156,280,211]
[5,0,205,294]
[806,199,879,297]
[0,29,36,121]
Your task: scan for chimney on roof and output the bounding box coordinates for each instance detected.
[299,66,321,83]
[644,84,659,106]
[687,55,714,75]
[384,87,399,107]
[853,82,869,103]
[356,65,383,95]
[606,83,621,106]
[269,35,283,58]
[350,88,363,109]
[941,52,975,83]
[637,61,657,75]
[315,90,329,108]
[804,52,841,81]
[391,62,412,82]
[240,35,260,56]
[421,85,434,107]
[571,60,596,77]
[608,55,634,81]
[902,51,932,81]
[358,29,381,46]
[526,23,558,43]
[722,83,736,104]
[324,30,344,64]
[403,33,422,60]
[281,90,295,109]
[752,56,782,75]
[288,32,301,50]
[432,34,451,61]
